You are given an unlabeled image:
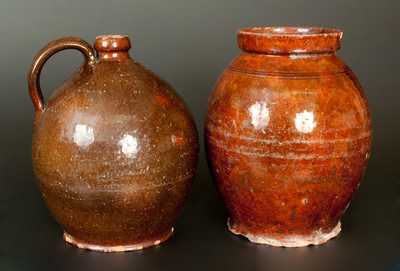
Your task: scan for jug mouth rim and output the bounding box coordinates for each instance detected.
[95,34,131,52]
[96,34,129,39]
[237,26,343,55]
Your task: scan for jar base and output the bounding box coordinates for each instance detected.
[227,218,341,247]
[63,228,174,252]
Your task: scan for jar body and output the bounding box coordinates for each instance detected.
[205,52,371,247]
[33,58,198,251]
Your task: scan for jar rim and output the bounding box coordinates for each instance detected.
[237,26,343,54]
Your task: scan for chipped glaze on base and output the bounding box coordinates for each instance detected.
[228,219,341,247]
[64,228,174,252]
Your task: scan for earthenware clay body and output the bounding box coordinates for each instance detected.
[205,27,371,247]
[28,35,198,252]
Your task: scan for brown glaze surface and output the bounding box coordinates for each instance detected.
[28,35,198,251]
[205,27,371,247]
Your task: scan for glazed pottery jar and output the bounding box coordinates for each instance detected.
[27,35,198,251]
[205,27,371,247]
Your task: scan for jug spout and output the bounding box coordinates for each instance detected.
[95,34,131,60]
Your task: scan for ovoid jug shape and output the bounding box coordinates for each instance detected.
[205,27,371,247]
[28,35,198,252]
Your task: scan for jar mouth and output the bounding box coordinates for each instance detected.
[95,34,131,52]
[238,26,343,54]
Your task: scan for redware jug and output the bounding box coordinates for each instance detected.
[205,27,371,247]
[27,35,198,252]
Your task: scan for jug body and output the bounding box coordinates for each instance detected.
[29,35,198,251]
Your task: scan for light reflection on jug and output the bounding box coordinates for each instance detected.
[73,124,95,148]
[118,134,139,158]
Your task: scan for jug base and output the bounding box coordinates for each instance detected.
[63,227,174,252]
[228,218,341,247]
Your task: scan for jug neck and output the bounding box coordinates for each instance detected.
[95,35,131,61]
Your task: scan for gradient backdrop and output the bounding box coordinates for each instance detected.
[0,0,399,270]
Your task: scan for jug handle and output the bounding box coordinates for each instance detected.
[27,37,96,112]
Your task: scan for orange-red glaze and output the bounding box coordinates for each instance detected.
[205,27,371,247]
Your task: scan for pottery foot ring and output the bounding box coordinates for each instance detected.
[64,228,174,252]
[227,219,341,247]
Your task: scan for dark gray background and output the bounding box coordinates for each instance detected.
[0,0,399,270]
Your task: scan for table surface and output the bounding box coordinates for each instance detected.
[0,137,399,271]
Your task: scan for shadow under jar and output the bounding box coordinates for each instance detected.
[28,35,198,252]
[205,27,371,247]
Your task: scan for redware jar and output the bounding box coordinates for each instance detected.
[205,27,371,247]
[27,35,198,252]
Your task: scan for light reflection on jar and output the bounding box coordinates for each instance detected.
[294,110,316,133]
[249,102,270,131]
[73,124,95,148]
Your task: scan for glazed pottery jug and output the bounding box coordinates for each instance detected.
[205,27,371,247]
[27,35,198,251]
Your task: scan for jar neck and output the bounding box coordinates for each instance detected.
[230,50,345,76]
[247,51,336,58]
[237,27,342,55]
